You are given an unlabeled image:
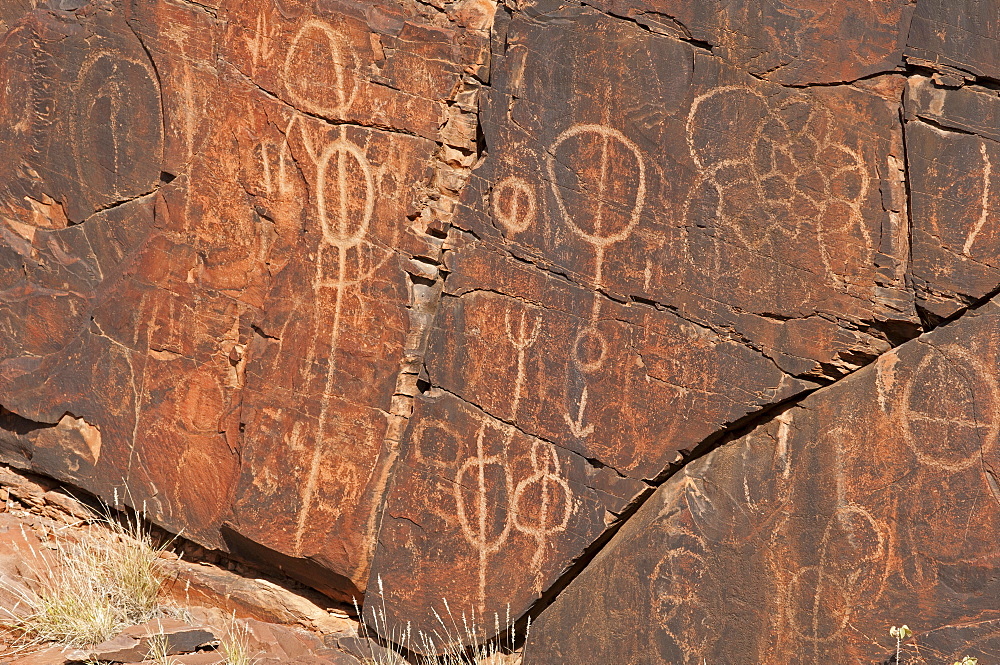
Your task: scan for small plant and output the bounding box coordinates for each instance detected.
[0,498,173,649]
[888,624,982,665]
[890,624,912,664]
[354,576,527,665]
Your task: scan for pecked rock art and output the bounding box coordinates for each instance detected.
[0,0,492,597]
[905,76,1000,322]
[526,297,1000,664]
[366,4,918,638]
[371,392,646,635]
[4,0,1000,657]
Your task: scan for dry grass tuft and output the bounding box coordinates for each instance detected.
[356,576,526,665]
[219,615,260,665]
[145,629,175,665]
[0,499,173,650]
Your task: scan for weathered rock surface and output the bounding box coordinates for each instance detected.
[366,0,921,638]
[588,0,914,85]
[906,76,1000,321]
[2,0,1000,658]
[526,297,1000,663]
[905,0,1000,81]
[0,0,490,602]
[82,619,215,663]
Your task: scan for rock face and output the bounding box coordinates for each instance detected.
[526,300,1000,663]
[0,0,492,599]
[2,0,1000,659]
[365,2,917,635]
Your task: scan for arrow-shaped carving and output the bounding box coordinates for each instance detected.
[563,385,595,438]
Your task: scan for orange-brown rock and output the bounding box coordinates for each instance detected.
[366,3,919,639]
[3,0,1000,658]
[906,0,1000,81]
[906,76,1000,321]
[0,0,490,600]
[585,0,914,85]
[526,297,1000,664]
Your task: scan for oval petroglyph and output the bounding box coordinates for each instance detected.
[900,344,1000,472]
[492,176,537,235]
[72,50,163,200]
[283,19,358,117]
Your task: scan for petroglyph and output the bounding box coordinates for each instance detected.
[546,124,645,252]
[684,87,871,284]
[250,57,394,554]
[244,11,279,74]
[456,419,515,608]
[774,500,889,664]
[293,122,384,551]
[71,50,163,200]
[651,500,713,662]
[547,123,645,440]
[447,300,576,608]
[512,439,573,588]
[504,305,542,416]
[492,176,537,235]
[900,344,1000,472]
[283,19,358,118]
[965,142,993,256]
[314,134,376,283]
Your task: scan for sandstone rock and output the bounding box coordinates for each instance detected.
[8,646,74,665]
[585,0,913,85]
[905,76,1000,321]
[84,619,215,663]
[336,636,404,664]
[366,2,917,639]
[0,0,489,603]
[3,0,1000,658]
[136,653,225,665]
[906,0,1000,80]
[162,562,356,636]
[526,296,1000,663]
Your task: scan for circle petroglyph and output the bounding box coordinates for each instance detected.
[819,504,890,603]
[492,176,537,235]
[284,19,357,118]
[652,546,707,625]
[72,51,163,200]
[901,345,1000,472]
[0,28,44,146]
[571,326,608,373]
[546,124,646,248]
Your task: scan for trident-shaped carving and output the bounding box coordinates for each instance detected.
[504,306,542,420]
